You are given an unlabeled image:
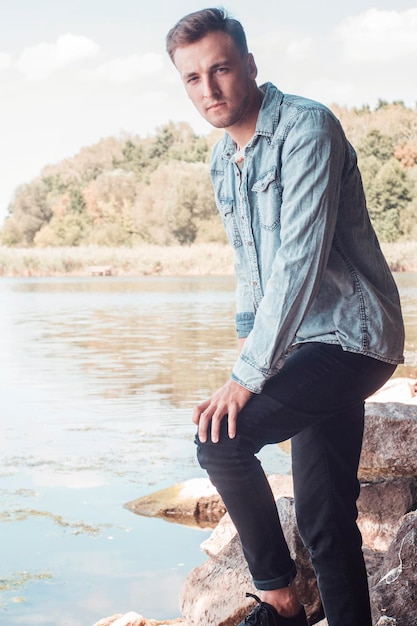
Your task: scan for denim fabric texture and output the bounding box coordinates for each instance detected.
[210,82,404,393]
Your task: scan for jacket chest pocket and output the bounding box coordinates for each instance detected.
[219,199,242,249]
[251,167,282,231]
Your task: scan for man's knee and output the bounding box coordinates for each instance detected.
[195,430,239,472]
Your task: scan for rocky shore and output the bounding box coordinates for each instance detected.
[93,378,417,626]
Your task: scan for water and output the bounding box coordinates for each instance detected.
[0,274,416,626]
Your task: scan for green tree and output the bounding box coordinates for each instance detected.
[5,180,53,245]
[133,161,218,245]
[116,139,150,177]
[358,129,394,163]
[363,157,413,241]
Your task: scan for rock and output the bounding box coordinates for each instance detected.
[367,378,417,404]
[376,618,397,626]
[180,496,323,626]
[91,614,187,626]
[362,547,385,579]
[370,511,417,626]
[267,473,294,498]
[180,531,259,626]
[357,478,417,551]
[91,613,151,626]
[124,478,226,528]
[360,402,417,479]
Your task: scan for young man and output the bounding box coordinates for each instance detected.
[166,8,404,626]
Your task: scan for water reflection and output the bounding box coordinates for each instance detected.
[2,276,238,407]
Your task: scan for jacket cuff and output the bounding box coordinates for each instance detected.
[235,311,255,339]
[231,354,266,393]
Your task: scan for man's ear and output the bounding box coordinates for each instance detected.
[247,53,258,79]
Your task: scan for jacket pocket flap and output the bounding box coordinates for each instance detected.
[252,167,277,192]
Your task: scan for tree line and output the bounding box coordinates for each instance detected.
[2,100,417,248]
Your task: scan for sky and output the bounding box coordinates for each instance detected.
[1,0,417,224]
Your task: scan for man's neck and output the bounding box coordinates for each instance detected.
[227,87,264,149]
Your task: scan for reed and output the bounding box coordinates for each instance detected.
[381,241,417,272]
[0,244,235,277]
[0,242,416,278]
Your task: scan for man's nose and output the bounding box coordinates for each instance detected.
[202,75,219,99]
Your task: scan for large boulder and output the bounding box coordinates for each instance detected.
[367,378,417,404]
[370,511,417,625]
[361,402,417,480]
[124,478,226,528]
[357,478,417,551]
[180,496,324,626]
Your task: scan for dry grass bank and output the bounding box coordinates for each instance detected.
[0,242,416,278]
[381,241,417,272]
[0,243,235,277]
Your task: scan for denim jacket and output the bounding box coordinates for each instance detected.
[210,82,404,393]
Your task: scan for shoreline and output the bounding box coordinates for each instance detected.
[1,242,417,278]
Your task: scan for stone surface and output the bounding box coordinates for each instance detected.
[357,477,417,551]
[370,511,417,626]
[180,496,323,626]
[360,402,417,479]
[124,477,226,528]
[367,378,417,404]
[180,531,259,626]
[91,614,187,626]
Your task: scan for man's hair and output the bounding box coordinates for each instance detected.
[166,7,248,62]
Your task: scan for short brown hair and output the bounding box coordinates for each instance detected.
[166,7,248,62]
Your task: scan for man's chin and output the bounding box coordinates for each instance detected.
[203,111,231,130]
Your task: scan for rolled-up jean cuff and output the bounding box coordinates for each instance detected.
[253,562,297,591]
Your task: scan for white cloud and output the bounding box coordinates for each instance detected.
[286,37,314,61]
[252,30,314,59]
[334,8,417,63]
[0,51,11,70]
[17,33,100,80]
[90,52,164,83]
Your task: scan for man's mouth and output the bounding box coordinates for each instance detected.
[207,102,226,112]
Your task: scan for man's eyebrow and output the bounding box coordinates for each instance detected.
[182,60,230,79]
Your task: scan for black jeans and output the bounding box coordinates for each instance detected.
[196,343,396,626]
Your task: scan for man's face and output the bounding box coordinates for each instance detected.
[173,30,258,131]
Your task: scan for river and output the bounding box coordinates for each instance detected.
[0,274,416,626]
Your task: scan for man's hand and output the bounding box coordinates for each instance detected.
[192,379,253,444]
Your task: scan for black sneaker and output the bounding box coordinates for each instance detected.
[238,593,308,626]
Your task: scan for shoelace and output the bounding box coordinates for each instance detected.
[243,593,273,625]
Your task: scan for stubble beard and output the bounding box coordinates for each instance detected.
[204,94,251,130]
